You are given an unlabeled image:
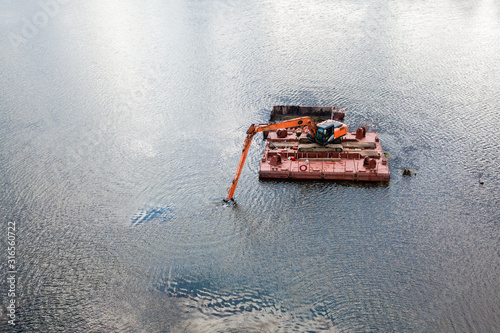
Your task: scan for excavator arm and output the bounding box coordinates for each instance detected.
[253,117,317,137]
[224,117,317,202]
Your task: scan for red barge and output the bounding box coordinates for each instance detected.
[259,125,390,182]
[224,106,390,202]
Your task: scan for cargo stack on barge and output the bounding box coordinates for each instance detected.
[224,105,390,202]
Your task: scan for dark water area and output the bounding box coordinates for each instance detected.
[1,0,499,332]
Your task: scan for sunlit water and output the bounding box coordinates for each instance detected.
[1,0,499,332]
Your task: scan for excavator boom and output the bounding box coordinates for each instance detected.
[224,117,317,202]
[254,117,317,137]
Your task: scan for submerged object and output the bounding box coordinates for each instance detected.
[224,106,390,202]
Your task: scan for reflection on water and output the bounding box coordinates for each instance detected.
[1,0,499,332]
[159,275,338,333]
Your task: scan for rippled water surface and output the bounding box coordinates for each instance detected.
[1,0,499,332]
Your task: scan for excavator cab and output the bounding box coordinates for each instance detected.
[309,121,346,145]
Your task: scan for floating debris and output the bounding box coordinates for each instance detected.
[402,168,416,176]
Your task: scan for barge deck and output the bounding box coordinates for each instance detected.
[259,125,390,182]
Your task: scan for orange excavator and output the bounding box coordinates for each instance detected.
[224,116,347,202]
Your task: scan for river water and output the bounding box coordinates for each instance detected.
[1,0,499,332]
